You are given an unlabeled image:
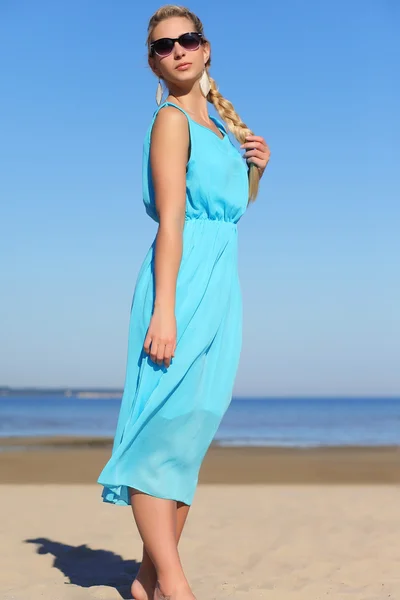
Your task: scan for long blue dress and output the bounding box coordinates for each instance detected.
[97,101,249,506]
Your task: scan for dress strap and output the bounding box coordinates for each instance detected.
[151,101,192,124]
[153,102,226,138]
[210,114,227,135]
[157,101,191,119]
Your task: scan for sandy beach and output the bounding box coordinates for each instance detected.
[1,484,400,599]
[1,439,400,599]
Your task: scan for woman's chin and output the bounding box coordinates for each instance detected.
[167,72,199,88]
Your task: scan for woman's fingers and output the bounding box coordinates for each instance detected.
[143,313,177,368]
[247,156,266,170]
[159,340,175,368]
[156,341,167,366]
[240,134,271,177]
[163,342,174,368]
[145,337,175,368]
[240,140,265,149]
[240,136,271,154]
[149,340,159,364]
[243,148,265,159]
[143,334,152,355]
[243,134,265,143]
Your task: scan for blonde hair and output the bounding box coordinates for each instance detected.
[146,4,260,204]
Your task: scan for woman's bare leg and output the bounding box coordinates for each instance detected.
[131,498,191,600]
[135,501,190,579]
[131,500,191,599]
[130,489,193,600]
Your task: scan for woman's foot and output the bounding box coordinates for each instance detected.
[131,568,157,600]
[154,580,196,600]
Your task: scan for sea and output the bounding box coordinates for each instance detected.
[0,394,399,447]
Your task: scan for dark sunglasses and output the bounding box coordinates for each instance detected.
[150,31,204,58]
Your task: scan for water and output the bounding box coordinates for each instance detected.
[0,394,399,447]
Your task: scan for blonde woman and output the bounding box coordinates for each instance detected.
[98,5,270,600]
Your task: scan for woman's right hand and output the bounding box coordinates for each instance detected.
[143,306,177,368]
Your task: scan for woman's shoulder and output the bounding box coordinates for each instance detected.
[153,103,189,129]
[152,101,191,128]
[144,102,190,146]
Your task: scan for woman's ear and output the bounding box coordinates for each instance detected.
[202,41,211,65]
[148,58,159,77]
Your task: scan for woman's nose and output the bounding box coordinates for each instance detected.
[173,41,186,57]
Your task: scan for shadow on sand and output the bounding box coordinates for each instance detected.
[25,537,140,599]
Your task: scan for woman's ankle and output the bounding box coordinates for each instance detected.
[137,560,157,581]
[155,577,190,598]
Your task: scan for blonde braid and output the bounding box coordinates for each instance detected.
[207,75,260,203]
[146,4,260,203]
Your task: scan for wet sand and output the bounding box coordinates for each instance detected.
[0,436,399,484]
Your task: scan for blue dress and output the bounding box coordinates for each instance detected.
[97,101,249,506]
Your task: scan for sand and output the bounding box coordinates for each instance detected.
[1,440,400,598]
[1,483,400,600]
[1,437,400,484]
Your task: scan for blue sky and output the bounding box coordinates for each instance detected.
[1,1,399,396]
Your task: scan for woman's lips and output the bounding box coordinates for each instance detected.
[176,63,191,70]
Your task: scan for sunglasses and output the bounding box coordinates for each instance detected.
[150,31,204,58]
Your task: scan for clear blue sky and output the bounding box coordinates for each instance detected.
[1,1,399,396]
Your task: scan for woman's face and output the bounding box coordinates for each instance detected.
[149,17,209,89]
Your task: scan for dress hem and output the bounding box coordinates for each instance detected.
[99,481,193,507]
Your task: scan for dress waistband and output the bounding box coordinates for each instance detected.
[184,216,237,228]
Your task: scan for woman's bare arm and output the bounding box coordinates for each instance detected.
[143,106,189,367]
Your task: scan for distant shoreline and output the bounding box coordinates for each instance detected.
[0,388,124,398]
[1,435,400,451]
[1,388,399,400]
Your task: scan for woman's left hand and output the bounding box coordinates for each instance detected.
[240,135,271,178]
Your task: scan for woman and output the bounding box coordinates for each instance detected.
[97,5,270,600]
